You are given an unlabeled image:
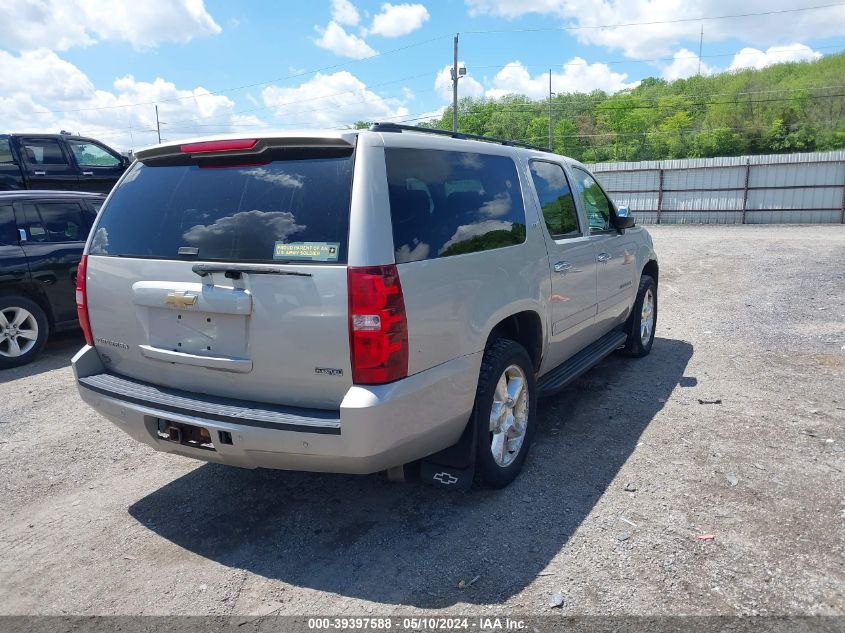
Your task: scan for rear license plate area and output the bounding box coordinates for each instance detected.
[156,419,215,451]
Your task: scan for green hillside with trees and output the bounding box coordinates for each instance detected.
[413,52,845,163]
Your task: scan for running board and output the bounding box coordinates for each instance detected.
[537,330,628,397]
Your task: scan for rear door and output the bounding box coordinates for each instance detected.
[0,137,26,191]
[65,139,126,193]
[84,142,355,409]
[15,199,89,324]
[527,160,597,369]
[18,137,80,190]
[0,203,30,292]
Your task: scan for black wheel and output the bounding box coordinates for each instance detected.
[0,296,49,369]
[473,339,537,489]
[621,275,657,358]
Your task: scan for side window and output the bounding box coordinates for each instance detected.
[67,140,121,167]
[22,203,86,242]
[385,148,527,263]
[529,161,580,238]
[0,205,17,244]
[573,168,613,232]
[21,139,69,166]
[0,139,15,165]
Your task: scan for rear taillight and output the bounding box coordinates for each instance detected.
[75,255,94,346]
[348,265,408,385]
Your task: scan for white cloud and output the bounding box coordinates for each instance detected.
[464,1,845,60]
[0,49,95,101]
[0,49,254,151]
[661,49,715,81]
[314,21,377,58]
[0,0,221,51]
[261,71,409,127]
[486,59,637,99]
[435,62,484,101]
[331,0,360,26]
[368,3,430,37]
[728,43,822,71]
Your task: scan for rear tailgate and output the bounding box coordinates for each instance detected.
[84,137,355,409]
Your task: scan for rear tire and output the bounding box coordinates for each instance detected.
[621,275,657,358]
[473,339,537,489]
[0,296,49,369]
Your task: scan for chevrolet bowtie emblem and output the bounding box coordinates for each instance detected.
[164,291,198,309]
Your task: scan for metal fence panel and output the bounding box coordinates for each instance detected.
[589,150,845,225]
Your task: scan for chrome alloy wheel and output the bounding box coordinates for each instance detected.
[489,364,529,467]
[0,307,39,358]
[640,288,655,345]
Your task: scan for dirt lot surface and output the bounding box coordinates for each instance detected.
[1,225,843,617]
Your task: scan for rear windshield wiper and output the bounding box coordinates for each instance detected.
[191,263,312,280]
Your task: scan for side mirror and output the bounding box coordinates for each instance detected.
[614,205,636,229]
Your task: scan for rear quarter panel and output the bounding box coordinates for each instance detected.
[364,134,551,376]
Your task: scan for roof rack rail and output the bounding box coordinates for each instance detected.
[368,122,552,154]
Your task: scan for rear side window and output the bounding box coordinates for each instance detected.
[91,152,353,263]
[22,202,86,242]
[529,161,580,238]
[385,148,526,263]
[21,139,68,166]
[0,139,15,165]
[0,205,16,244]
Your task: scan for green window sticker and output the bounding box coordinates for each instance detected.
[273,241,340,262]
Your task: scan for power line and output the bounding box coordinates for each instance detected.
[466,43,845,71]
[461,3,845,35]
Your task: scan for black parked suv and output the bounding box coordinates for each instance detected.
[1,133,129,193]
[0,190,104,368]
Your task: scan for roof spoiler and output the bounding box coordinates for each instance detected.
[135,135,354,163]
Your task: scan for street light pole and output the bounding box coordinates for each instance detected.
[548,69,553,150]
[452,33,459,132]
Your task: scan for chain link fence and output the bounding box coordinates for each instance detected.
[590,150,845,224]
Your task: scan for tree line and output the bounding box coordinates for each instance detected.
[359,52,845,163]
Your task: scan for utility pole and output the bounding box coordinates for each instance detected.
[548,69,553,150]
[452,33,459,132]
[697,25,704,76]
[155,105,161,144]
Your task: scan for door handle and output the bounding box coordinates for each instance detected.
[597,252,611,263]
[82,171,94,176]
[33,170,46,176]
[553,261,573,274]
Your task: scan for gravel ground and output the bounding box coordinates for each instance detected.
[0,224,843,617]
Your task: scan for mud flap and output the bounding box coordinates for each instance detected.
[420,417,476,490]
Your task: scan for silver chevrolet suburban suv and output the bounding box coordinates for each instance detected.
[72,124,658,489]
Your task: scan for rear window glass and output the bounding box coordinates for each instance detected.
[0,205,16,244]
[385,148,526,263]
[0,139,14,165]
[530,161,580,238]
[23,202,87,242]
[21,139,68,165]
[90,152,353,263]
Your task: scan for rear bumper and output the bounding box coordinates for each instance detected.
[72,345,480,474]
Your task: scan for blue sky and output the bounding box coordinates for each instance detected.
[2,0,844,150]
